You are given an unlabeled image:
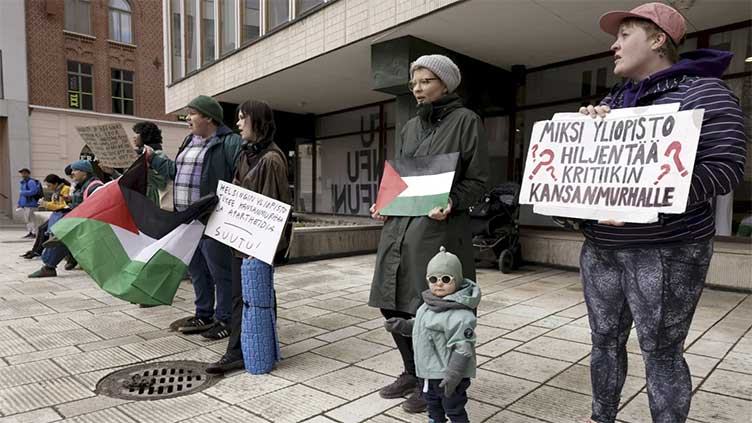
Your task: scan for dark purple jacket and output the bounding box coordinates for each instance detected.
[584,49,747,248]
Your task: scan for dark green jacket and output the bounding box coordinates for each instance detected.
[146,150,169,207]
[149,126,243,200]
[369,95,489,314]
[70,175,103,209]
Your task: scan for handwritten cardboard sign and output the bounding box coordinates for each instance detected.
[76,123,138,168]
[205,181,291,265]
[520,104,704,223]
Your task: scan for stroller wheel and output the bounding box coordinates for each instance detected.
[498,249,514,274]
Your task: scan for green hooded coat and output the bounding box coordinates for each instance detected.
[412,280,481,380]
[368,95,488,314]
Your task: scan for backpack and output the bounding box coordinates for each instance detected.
[83,179,104,200]
[30,179,44,201]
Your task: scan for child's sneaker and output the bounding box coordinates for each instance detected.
[402,390,427,413]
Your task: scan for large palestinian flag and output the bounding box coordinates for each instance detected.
[375,152,459,216]
[51,155,217,305]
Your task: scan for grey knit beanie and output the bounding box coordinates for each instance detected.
[410,55,461,93]
[426,246,463,286]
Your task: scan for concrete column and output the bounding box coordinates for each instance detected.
[0,0,31,219]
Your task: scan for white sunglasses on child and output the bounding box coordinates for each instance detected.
[427,275,455,284]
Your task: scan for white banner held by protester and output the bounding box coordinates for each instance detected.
[520,104,704,223]
[76,123,138,168]
[205,181,291,265]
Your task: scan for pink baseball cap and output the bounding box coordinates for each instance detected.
[599,2,687,44]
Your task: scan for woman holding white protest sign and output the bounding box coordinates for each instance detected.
[205,100,291,375]
[568,3,746,423]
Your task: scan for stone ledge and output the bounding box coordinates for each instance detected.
[289,224,382,262]
[520,229,752,291]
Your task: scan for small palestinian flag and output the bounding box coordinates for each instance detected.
[375,152,459,216]
[51,155,217,305]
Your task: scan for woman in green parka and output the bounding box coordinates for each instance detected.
[368,54,488,413]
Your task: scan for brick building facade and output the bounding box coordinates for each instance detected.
[26,0,173,121]
[1,0,189,218]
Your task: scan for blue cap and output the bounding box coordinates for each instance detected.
[70,160,93,174]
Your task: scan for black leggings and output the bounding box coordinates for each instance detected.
[31,221,49,254]
[381,308,416,376]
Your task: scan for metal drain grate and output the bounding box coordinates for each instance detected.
[96,360,219,400]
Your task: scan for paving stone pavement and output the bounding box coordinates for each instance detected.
[0,227,751,422]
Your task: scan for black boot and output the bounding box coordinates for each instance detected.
[379,372,418,399]
[402,390,427,413]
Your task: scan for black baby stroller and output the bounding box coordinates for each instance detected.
[469,183,522,273]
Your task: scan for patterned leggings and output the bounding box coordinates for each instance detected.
[580,240,713,423]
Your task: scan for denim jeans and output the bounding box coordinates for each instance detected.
[581,240,713,423]
[420,378,471,423]
[188,238,232,322]
[42,244,70,269]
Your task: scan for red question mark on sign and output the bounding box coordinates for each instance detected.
[546,166,557,181]
[665,141,688,177]
[654,164,671,185]
[529,149,555,179]
[531,144,539,161]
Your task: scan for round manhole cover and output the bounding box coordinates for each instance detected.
[96,361,219,400]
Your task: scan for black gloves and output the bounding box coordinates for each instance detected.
[383,317,414,337]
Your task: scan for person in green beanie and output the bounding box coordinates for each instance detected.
[384,246,481,423]
[146,95,243,340]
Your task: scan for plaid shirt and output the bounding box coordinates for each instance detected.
[173,134,212,211]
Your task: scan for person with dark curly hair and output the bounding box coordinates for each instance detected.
[133,122,171,210]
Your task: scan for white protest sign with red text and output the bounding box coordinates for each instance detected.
[520,104,704,223]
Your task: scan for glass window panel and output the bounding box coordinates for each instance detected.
[82,94,93,110]
[315,106,380,138]
[124,100,134,115]
[383,102,395,127]
[112,81,121,97]
[65,0,76,31]
[109,11,117,39]
[123,70,133,81]
[295,143,314,212]
[68,75,79,91]
[79,1,91,34]
[65,0,92,34]
[220,0,236,54]
[242,0,260,43]
[268,0,289,30]
[297,0,323,15]
[67,61,78,72]
[170,0,182,81]
[186,0,198,72]
[202,0,215,65]
[112,98,122,114]
[110,0,131,11]
[484,116,510,186]
[123,83,133,99]
[315,135,379,215]
[120,13,132,43]
[111,69,120,79]
[81,63,92,74]
[709,27,751,75]
[81,76,92,93]
[724,77,752,237]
